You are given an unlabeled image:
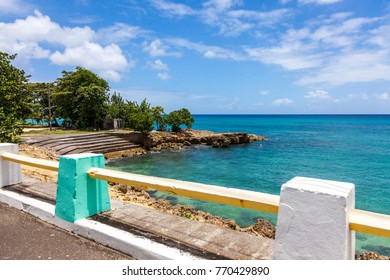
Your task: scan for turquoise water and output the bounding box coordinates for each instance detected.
[107,115,390,256]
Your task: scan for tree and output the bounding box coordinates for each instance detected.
[53,66,109,129]
[0,52,32,142]
[124,99,154,134]
[107,92,126,119]
[166,108,194,132]
[151,106,166,131]
[28,82,57,127]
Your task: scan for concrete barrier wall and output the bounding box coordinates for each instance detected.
[0,143,359,259]
[0,144,22,188]
[112,132,144,145]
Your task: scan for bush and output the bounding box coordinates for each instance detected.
[0,52,32,142]
[166,108,194,132]
[124,99,154,134]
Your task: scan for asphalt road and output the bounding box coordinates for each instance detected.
[0,202,133,260]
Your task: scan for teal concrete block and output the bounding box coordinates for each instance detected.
[55,153,111,222]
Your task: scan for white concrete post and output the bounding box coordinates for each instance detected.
[273,176,355,260]
[0,143,22,188]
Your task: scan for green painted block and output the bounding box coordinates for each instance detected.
[55,153,111,222]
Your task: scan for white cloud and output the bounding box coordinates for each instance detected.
[148,59,168,71]
[0,10,132,81]
[246,46,323,70]
[96,23,145,44]
[157,72,170,80]
[227,8,290,23]
[150,0,289,37]
[0,0,32,15]
[203,0,243,11]
[369,24,390,48]
[376,93,389,101]
[304,90,331,100]
[245,12,390,87]
[259,90,270,96]
[143,39,181,57]
[272,98,294,106]
[147,59,170,80]
[0,10,93,60]
[297,50,390,86]
[50,43,130,82]
[149,0,196,17]
[202,3,290,37]
[347,93,369,100]
[299,0,343,4]
[167,37,243,60]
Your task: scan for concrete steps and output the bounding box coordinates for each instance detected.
[23,133,142,155]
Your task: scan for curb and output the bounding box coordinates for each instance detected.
[0,188,201,260]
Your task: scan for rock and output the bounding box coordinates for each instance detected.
[189,137,201,144]
[211,136,231,148]
[356,252,390,260]
[118,184,128,194]
[242,218,276,239]
[183,141,192,146]
[143,130,266,151]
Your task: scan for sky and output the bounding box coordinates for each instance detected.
[1,0,390,114]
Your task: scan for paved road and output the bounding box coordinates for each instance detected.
[0,202,133,260]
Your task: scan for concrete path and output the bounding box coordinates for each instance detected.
[0,202,132,260]
[2,176,274,260]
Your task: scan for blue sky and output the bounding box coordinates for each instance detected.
[1,0,390,114]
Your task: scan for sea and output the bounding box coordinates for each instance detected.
[106,114,390,256]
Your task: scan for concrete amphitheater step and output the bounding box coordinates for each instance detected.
[28,133,111,146]
[24,133,142,155]
[59,142,140,155]
[70,144,141,154]
[53,139,131,152]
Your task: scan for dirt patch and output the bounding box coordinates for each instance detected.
[19,144,60,183]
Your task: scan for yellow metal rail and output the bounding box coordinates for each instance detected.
[2,151,390,238]
[1,152,59,171]
[88,167,280,214]
[350,209,390,238]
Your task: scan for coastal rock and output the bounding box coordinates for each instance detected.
[189,137,201,144]
[143,130,266,151]
[356,252,390,260]
[183,141,192,146]
[249,134,267,142]
[211,136,231,148]
[242,218,276,239]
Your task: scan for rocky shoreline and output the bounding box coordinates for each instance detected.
[145,130,266,150]
[105,130,266,159]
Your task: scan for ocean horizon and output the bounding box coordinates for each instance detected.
[107,114,390,256]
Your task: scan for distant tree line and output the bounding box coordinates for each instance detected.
[0,51,194,142]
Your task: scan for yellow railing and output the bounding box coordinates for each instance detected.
[2,151,390,238]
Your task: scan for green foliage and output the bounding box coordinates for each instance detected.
[0,52,32,142]
[166,108,194,132]
[0,108,23,143]
[107,92,126,119]
[52,66,109,129]
[124,99,154,134]
[151,106,166,131]
[27,82,57,126]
